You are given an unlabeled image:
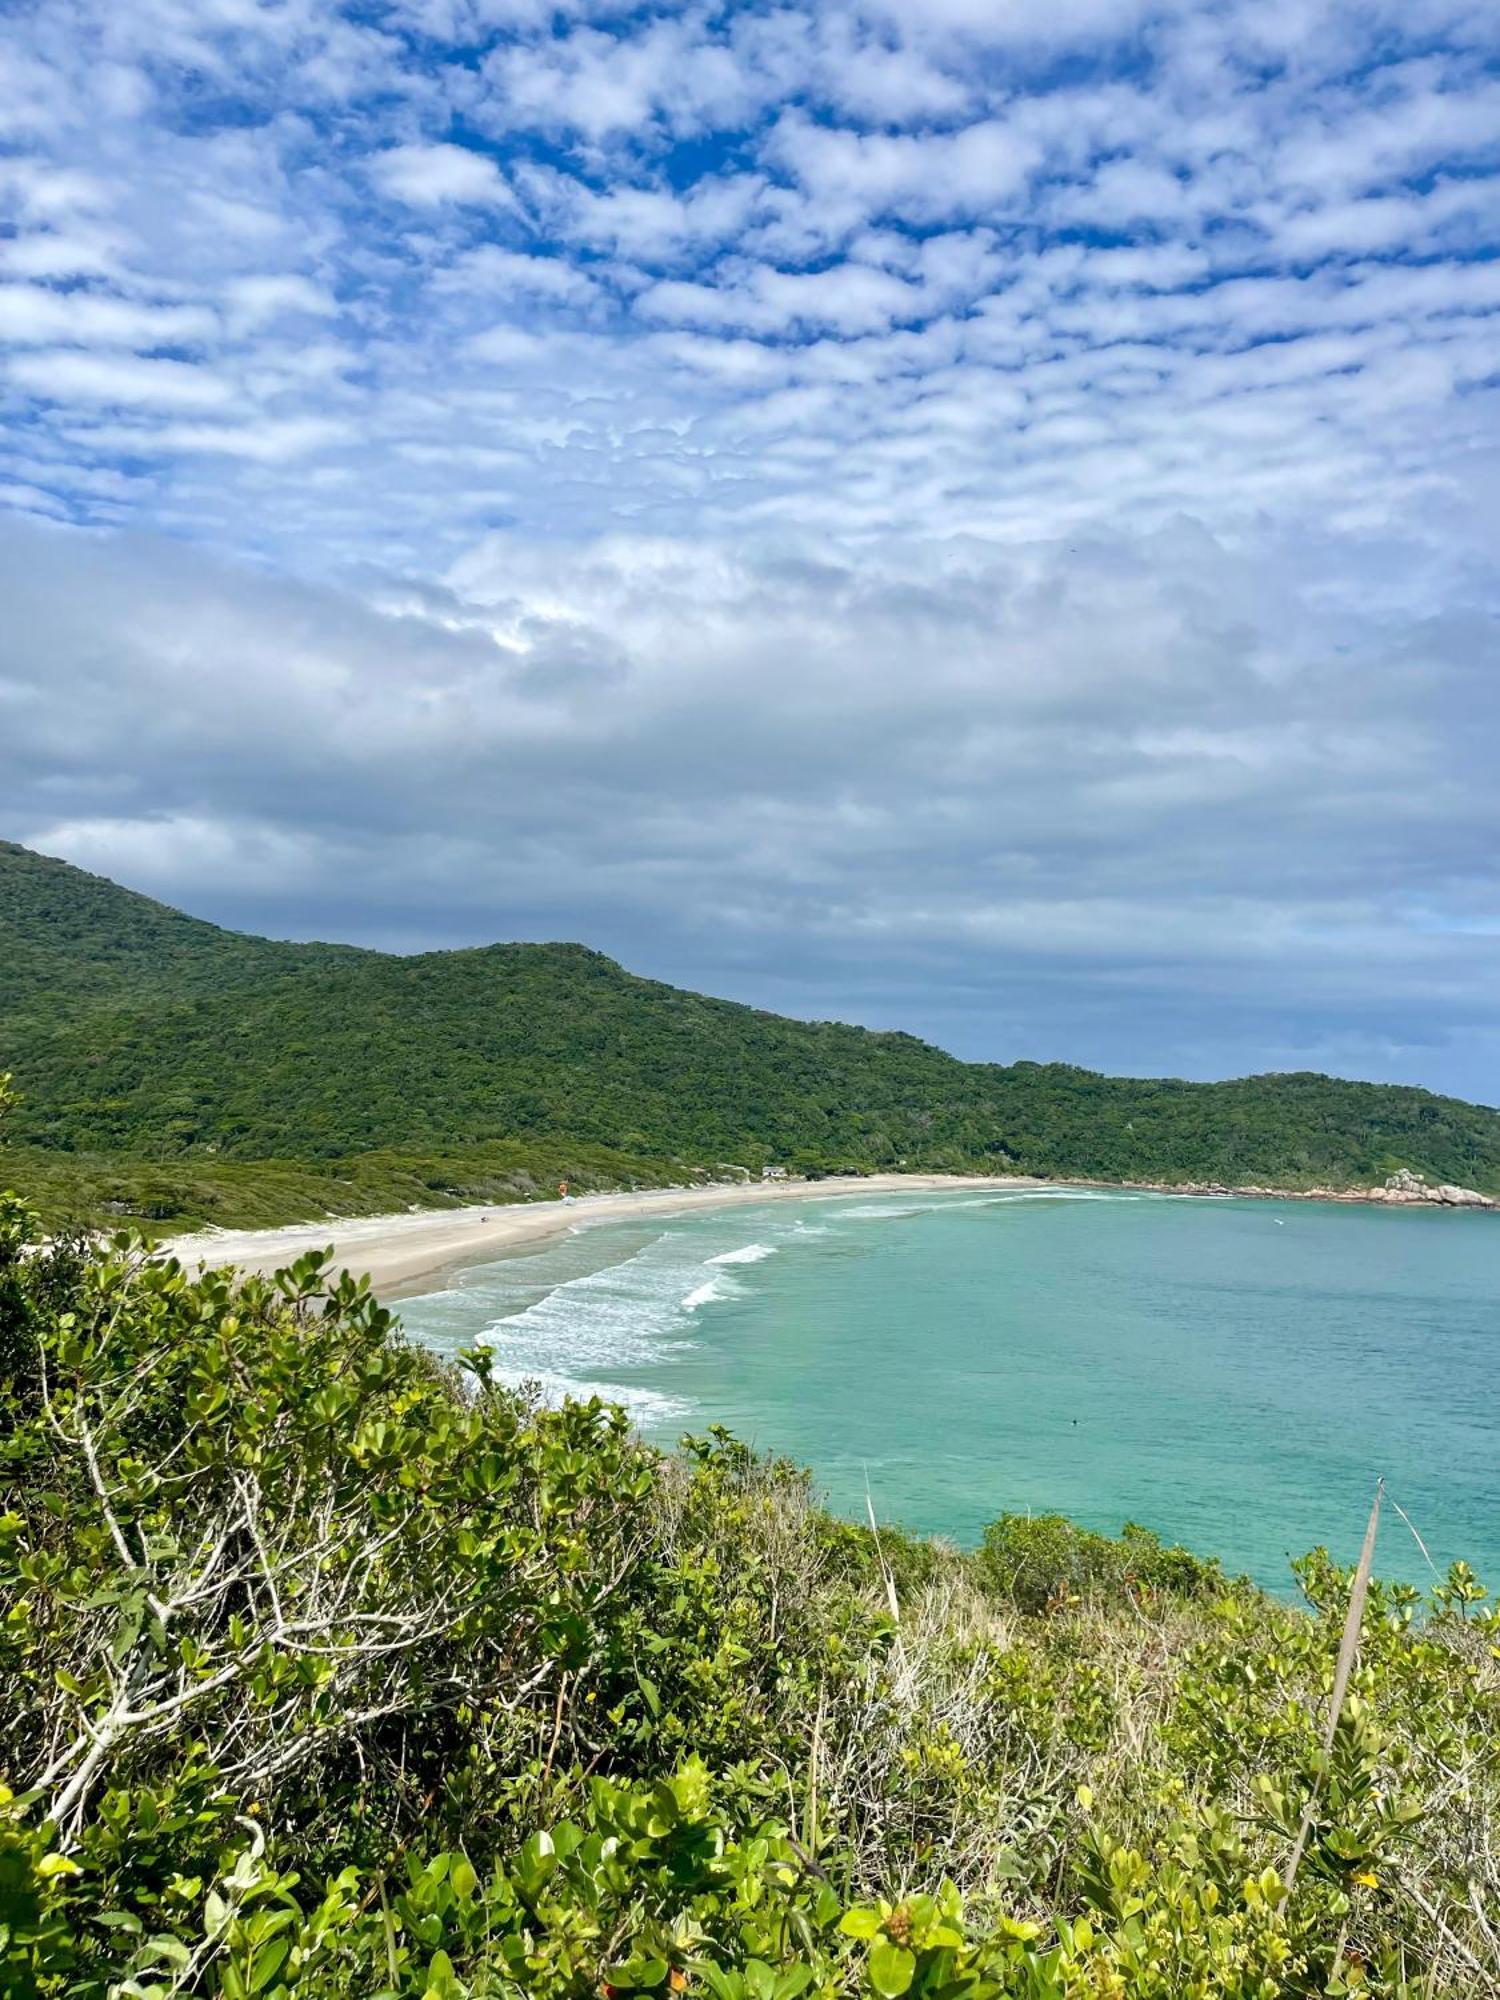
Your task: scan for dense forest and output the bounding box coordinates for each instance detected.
[5,839,1500,1231]
[3,1127,1498,1997]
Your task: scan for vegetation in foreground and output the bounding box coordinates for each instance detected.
[7,837,1500,1233]
[4,1130,1499,1996]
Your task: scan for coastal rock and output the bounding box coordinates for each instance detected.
[1380,1168,1495,1208]
[1434,1182,1495,1207]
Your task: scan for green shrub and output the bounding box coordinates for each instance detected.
[976,1512,1219,1612]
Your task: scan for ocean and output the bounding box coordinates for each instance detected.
[397,1186,1500,1593]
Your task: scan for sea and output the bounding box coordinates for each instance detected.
[397,1187,1500,1594]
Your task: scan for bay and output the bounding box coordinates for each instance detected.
[398,1187,1500,1593]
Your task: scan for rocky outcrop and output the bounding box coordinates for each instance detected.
[1104,1169,1496,1208]
[1366,1168,1496,1208]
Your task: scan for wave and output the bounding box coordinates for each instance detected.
[470,1241,702,1425]
[484,1365,690,1427]
[706,1242,777,1265]
[834,1188,1147,1220]
[836,1202,930,1218]
[683,1273,743,1311]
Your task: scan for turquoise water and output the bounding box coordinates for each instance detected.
[398,1188,1500,1593]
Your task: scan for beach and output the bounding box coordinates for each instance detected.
[162,1173,1045,1298]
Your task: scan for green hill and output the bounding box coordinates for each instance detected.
[3,837,1499,1228]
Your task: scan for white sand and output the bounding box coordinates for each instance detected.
[162,1173,1044,1299]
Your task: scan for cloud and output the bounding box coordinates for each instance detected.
[1,0,1500,1091]
[637,261,931,335]
[4,511,1499,1094]
[222,274,339,330]
[8,351,231,410]
[0,284,216,348]
[766,113,1045,226]
[371,141,516,208]
[105,418,349,460]
[435,246,601,304]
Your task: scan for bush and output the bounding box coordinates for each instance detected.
[976,1512,1219,1612]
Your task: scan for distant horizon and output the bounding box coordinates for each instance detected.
[3,0,1498,1101]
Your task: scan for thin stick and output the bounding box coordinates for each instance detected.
[540,1673,569,1791]
[863,1473,901,1628]
[1283,1479,1383,1898]
[1387,1493,1441,1583]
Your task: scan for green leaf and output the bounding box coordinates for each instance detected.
[423,1947,458,1996]
[839,1909,884,1940]
[142,1935,192,1971]
[867,1941,916,1998]
[249,1937,291,1994]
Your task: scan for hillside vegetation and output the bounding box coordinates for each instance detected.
[5,839,1500,1231]
[3,1140,1498,1997]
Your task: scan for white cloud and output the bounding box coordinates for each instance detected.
[222,274,338,329]
[371,141,516,208]
[528,168,769,261]
[464,324,548,363]
[8,351,231,410]
[860,0,1152,41]
[73,415,351,459]
[435,245,601,304]
[638,261,932,335]
[767,113,1044,224]
[0,284,216,348]
[0,159,114,218]
[0,227,128,279]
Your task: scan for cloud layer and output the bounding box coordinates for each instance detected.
[2,0,1499,1095]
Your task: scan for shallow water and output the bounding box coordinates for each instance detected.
[398,1188,1500,1592]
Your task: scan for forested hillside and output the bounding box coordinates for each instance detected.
[4,838,1500,1229]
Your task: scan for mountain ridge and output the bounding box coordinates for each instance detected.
[4,838,1499,1229]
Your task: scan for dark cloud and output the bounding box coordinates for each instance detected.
[3,512,1498,1099]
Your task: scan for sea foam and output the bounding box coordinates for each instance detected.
[681,1275,734,1311]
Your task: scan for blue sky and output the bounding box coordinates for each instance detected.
[2,0,1500,1097]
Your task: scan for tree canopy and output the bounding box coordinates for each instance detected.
[5,839,1499,1232]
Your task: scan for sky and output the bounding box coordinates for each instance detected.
[2,0,1499,1099]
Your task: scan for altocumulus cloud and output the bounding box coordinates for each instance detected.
[1,0,1498,1095]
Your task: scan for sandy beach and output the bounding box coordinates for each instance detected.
[162,1173,1045,1299]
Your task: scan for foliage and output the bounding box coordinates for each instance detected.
[0,1138,695,1239]
[977,1514,1222,1614]
[3,1154,1500,1996]
[5,840,1500,1233]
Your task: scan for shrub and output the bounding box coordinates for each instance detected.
[976,1512,1219,1612]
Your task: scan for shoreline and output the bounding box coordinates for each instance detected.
[160,1167,1496,1300]
[162,1173,1047,1299]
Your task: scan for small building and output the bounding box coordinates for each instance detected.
[761,1164,789,1180]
